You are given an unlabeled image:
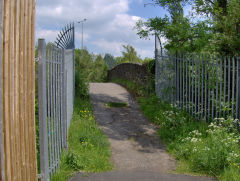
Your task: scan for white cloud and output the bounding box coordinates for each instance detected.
[36,0,155,58]
[92,39,124,56]
[36,29,59,43]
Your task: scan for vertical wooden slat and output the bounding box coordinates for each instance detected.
[15,0,21,180]
[10,0,17,180]
[0,0,4,180]
[3,0,11,179]
[19,0,26,179]
[23,0,30,179]
[30,0,37,178]
[0,0,37,180]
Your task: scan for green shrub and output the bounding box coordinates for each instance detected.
[75,71,89,99]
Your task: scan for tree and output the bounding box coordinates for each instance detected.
[75,49,108,82]
[136,0,240,56]
[104,53,117,70]
[119,44,142,64]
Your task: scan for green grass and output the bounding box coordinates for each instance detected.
[112,79,240,181]
[51,97,113,181]
[105,102,128,108]
[111,78,154,97]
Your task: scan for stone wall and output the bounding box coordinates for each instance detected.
[108,63,149,84]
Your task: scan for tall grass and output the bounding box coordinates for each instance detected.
[51,74,113,181]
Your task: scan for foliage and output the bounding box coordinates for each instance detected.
[52,68,113,180]
[75,71,89,99]
[173,118,240,177]
[136,0,240,56]
[75,49,108,82]
[117,44,142,64]
[111,79,153,97]
[136,14,212,53]
[104,53,118,70]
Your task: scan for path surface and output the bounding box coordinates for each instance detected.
[70,83,215,181]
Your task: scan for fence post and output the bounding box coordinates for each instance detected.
[38,39,50,181]
[155,34,161,96]
[64,69,68,149]
[0,1,4,180]
[62,50,68,149]
[236,57,240,119]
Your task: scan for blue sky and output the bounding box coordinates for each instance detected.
[36,0,168,58]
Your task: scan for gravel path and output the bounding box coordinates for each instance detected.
[70,83,215,181]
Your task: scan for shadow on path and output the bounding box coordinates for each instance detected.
[70,83,216,181]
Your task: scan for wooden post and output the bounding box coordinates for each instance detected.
[0,0,4,180]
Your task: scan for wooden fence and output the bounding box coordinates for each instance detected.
[0,0,37,180]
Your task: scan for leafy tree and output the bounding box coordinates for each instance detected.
[136,0,240,56]
[75,48,108,82]
[115,56,123,64]
[119,44,142,64]
[104,53,118,70]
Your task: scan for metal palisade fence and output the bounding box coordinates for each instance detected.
[155,34,240,122]
[38,24,75,181]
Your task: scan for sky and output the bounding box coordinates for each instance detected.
[36,0,168,58]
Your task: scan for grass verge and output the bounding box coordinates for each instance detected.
[111,79,240,181]
[51,97,113,181]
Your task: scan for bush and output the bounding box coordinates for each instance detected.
[75,71,89,99]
